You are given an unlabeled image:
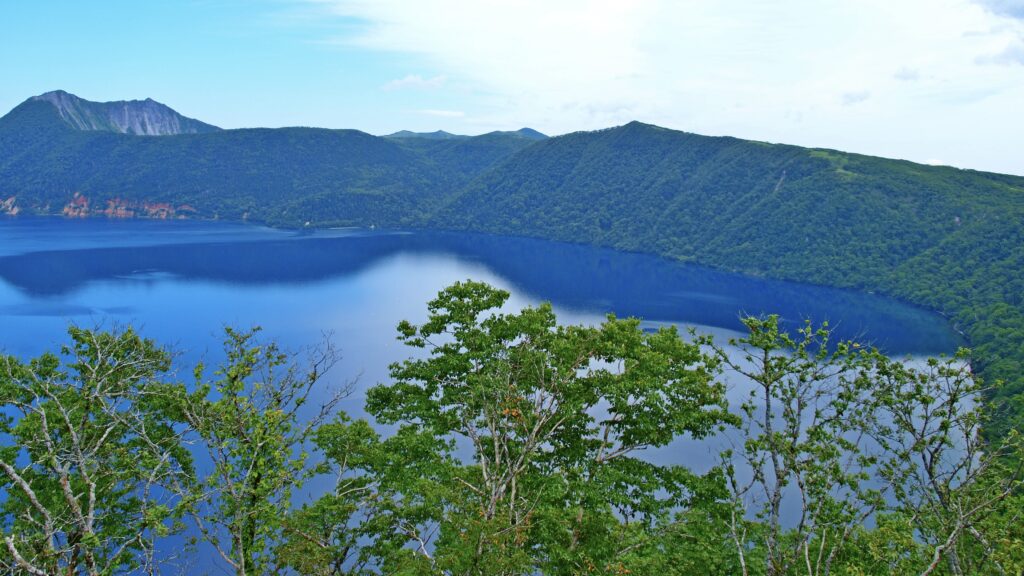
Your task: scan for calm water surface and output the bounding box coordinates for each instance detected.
[0,217,960,417]
[0,217,958,344]
[0,215,962,432]
[0,217,960,568]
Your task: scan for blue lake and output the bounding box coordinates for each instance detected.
[0,217,960,568]
[0,216,958,347]
[0,213,958,429]
[0,217,960,412]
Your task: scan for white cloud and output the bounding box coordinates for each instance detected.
[381,74,447,91]
[976,39,1024,63]
[894,67,921,81]
[302,0,1024,174]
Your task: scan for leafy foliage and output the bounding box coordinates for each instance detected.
[287,281,735,575]
[709,316,883,576]
[176,327,346,575]
[0,327,191,575]
[1,284,1022,574]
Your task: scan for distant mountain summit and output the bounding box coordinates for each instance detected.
[490,128,547,140]
[386,128,547,141]
[386,130,468,140]
[28,90,219,136]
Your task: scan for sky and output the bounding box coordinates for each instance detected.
[2,0,1023,175]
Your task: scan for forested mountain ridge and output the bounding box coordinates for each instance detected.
[385,129,468,139]
[1,92,1023,435]
[0,94,538,226]
[434,121,1024,434]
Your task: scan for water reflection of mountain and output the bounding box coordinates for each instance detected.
[0,229,959,355]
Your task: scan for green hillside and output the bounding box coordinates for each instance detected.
[1,96,1022,435]
[389,130,544,182]
[434,121,1024,435]
[0,98,536,227]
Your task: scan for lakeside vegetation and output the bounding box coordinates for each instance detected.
[4,96,1019,444]
[2,94,1024,574]
[1,281,1020,575]
[431,122,1024,442]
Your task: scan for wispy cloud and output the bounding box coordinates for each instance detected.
[976,39,1024,64]
[381,74,447,91]
[296,0,1024,174]
[894,67,920,81]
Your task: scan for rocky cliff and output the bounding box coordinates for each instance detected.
[30,90,220,136]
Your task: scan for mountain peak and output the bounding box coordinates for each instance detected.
[620,120,663,131]
[386,128,548,141]
[386,129,468,140]
[37,89,71,98]
[478,127,548,140]
[515,127,547,140]
[28,90,219,136]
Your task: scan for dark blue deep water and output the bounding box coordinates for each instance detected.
[0,217,958,359]
[0,217,960,570]
[0,217,961,421]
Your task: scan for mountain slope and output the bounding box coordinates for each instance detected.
[435,121,1021,289]
[0,124,445,226]
[1,97,1022,434]
[30,90,219,135]
[393,131,547,181]
[431,122,1024,434]
[0,93,544,226]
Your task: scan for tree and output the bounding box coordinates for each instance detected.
[175,327,347,576]
[297,280,735,575]
[0,326,191,575]
[712,318,1024,576]
[867,351,1024,576]
[710,316,882,576]
[278,415,454,575]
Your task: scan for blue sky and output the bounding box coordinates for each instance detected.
[2,0,1024,175]
[0,1,448,131]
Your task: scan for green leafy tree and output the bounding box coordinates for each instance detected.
[296,280,735,575]
[710,316,882,576]
[867,352,1024,575]
[176,327,347,576]
[278,415,455,575]
[0,326,191,575]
